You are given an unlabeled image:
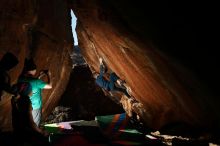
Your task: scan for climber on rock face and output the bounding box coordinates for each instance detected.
[94,57,131,98]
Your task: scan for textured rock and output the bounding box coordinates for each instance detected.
[71,0,219,130]
[0,0,219,132]
[0,0,72,131]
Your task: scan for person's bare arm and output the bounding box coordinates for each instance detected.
[43,83,52,89]
[38,70,52,89]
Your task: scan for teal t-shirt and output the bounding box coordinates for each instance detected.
[19,77,46,110]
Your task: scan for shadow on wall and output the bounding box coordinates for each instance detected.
[0,52,19,101]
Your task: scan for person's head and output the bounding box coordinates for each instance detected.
[0,52,18,71]
[23,58,37,75]
[27,69,37,76]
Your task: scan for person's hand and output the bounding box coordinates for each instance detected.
[39,70,44,76]
[39,69,49,75]
[117,79,126,86]
[99,58,103,64]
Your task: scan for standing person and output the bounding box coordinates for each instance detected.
[94,58,131,98]
[18,58,52,126]
[0,52,19,100]
[11,81,50,146]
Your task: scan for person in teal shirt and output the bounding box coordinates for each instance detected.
[18,58,52,126]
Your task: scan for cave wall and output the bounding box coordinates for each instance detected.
[0,0,72,131]
[1,0,219,132]
[71,0,219,130]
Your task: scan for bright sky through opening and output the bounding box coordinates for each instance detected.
[71,10,78,46]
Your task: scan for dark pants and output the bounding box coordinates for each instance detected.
[108,72,119,91]
[108,73,130,97]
